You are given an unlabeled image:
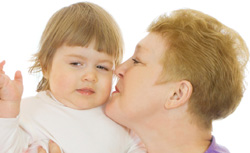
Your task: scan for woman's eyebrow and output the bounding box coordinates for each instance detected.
[135,44,148,53]
[135,44,142,52]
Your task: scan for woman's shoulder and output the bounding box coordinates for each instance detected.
[205,136,230,153]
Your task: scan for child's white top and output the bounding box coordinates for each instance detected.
[0,91,145,153]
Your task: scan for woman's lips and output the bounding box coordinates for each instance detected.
[112,86,120,94]
[77,88,95,95]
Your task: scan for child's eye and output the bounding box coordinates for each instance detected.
[70,62,82,66]
[132,58,140,64]
[97,65,109,71]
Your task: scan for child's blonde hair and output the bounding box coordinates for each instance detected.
[29,2,123,92]
[148,9,249,129]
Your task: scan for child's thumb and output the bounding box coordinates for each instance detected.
[14,70,23,83]
[0,74,5,88]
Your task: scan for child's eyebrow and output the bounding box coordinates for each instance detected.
[66,54,87,60]
[98,59,113,66]
[66,54,113,65]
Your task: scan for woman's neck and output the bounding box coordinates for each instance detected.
[132,112,212,153]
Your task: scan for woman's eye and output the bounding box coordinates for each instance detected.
[132,58,140,64]
[97,65,109,71]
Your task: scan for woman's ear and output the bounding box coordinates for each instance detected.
[164,80,193,109]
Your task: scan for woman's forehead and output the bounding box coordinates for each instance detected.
[135,33,167,59]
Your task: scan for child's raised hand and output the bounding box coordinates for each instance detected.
[0,60,23,118]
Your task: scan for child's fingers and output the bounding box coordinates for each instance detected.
[49,140,61,153]
[0,60,5,74]
[14,71,23,93]
[0,60,5,67]
[14,71,22,83]
[0,74,5,89]
[37,146,47,153]
[0,70,4,74]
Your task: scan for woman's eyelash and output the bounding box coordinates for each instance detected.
[132,58,140,64]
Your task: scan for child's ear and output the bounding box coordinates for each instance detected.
[42,69,49,79]
[41,66,49,79]
[40,60,49,79]
[164,80,193,109]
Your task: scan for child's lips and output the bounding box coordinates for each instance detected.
[77,88,95,95]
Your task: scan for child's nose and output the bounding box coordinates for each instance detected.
[81,70,97,82]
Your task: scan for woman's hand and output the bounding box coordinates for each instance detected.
[38,140,61,153]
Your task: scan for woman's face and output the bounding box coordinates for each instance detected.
[105,32,174,127]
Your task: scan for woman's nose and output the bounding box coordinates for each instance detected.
[114,60,129,79]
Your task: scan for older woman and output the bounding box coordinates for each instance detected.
[41,9,248,153]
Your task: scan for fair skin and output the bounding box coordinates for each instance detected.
[38,141,61,153]
[0,42,115,152]
[105,32,212,153]
[46,42,114,110]
[38,32,212,153]
[0,41,114,119]
[0,60,23,118]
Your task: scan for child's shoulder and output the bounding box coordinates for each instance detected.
[21,91,46,102]
[21,91,52,108]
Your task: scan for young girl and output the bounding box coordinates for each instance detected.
[0,2,145,153]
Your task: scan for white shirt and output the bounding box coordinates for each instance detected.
[0,91,145,153]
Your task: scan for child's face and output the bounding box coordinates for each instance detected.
[46,42,114,110]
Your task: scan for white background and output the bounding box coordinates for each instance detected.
[0,0,249,152]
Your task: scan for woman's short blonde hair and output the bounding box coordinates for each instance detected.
[29,2,123,92]
[148,9,249,129]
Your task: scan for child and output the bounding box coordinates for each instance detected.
[0,2,145,153]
